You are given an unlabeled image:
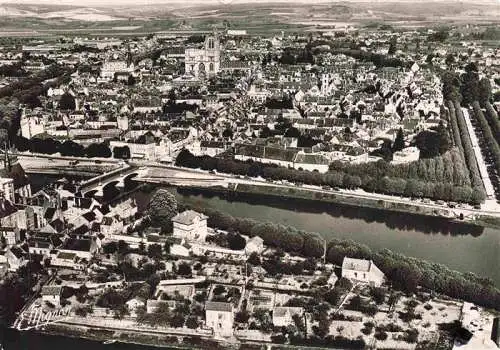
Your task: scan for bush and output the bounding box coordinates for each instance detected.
[375,330,388,341]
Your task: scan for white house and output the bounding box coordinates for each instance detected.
[205,301,234,337]
[341,257,385,287]
[272,306,304,327]
[0,177,15,203]
[100,216,124,237]
[172,210,208,242]
[5,246,27,272]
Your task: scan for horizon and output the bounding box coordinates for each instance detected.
[0,0,498,8]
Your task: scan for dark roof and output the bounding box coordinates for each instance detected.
[41,285,62,296]
[456,327,473,343]
[49,219,65,233]
[50,233,64,247]
[82,211,96,222]
[205,301,232,312]
[56,251,76,260]
[8,246,26,259]
[44,207,56,220]
[73,197,92,209]
[61,238,91,252]
[7,163,30,189]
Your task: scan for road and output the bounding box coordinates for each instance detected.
[461,108,496,199]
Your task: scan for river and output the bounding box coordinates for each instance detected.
[137,187,500,287]
[27,175,500,285]
[1,328,161,350]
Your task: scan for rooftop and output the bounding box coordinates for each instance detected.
[205,301,232,312]
[172,210,207,226]
[342,257,372,272]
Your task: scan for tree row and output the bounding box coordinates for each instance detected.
[471,102,500,180]
[176,149,484,204]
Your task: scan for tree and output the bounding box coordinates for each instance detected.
[169,313,185,328]
[392,128,405,152]
[415,130,441,158]
[60,140,84,157]
[138,241,145,253]
[445,53,455,67]
[147,189,178,230]
[147,244,163,259]
[186,316,199,329]
[117,240,129,255]
[436,121,451,154]
[222,128,233,138]
[127,75,136,86]
[284,127,301,138]
[113,146,131,159]
[478,77,492,106]
[247,252,261,265]
[324,288,341,305]
[460,63,480,106]
[85,142,111,158]
[388,39,397,55]
[235,310,250,323]
[227,233,246,250]
[370,287,386,304]
[59,92,76,110]
[177,262,192,276]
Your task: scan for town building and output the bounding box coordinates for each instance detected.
[172,210,208,242]
[185,34,221,78]
[341,257,385,286]
[205,301,234,337]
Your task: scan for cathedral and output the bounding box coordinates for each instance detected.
[184,33,221,78]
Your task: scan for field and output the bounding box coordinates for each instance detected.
[0,1,498,37]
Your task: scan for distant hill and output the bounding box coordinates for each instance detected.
[0,1,497,28]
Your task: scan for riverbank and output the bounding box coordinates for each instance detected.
[177,182,500,229]
[21,319,225,350]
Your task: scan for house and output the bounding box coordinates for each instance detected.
[272,306,304,327]
[5,246,27,271]
[205,301,234,337]
[50,251,80,269]
[0,177,15,203]
[341,257,385,286]
[100,216,124,237]
[245,236,264,255]
[41,285,62,307]
[172,210,208,242]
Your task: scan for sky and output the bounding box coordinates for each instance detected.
[0,0,497,6]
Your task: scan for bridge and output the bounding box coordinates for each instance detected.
[78,164,143,197]
[78,163,228,198]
